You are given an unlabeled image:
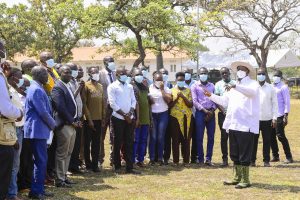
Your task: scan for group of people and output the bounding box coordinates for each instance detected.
[0,40,294,200]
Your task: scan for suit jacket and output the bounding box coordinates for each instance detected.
[24,80,56,139]
[51,80,77,129]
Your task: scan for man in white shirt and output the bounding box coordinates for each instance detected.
[251,68,278,167]
[203,61,259,189]
[107,66,140,174]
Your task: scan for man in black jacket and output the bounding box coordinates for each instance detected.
[51,66,80,188]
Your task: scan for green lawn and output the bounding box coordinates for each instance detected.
[26,100,300,200]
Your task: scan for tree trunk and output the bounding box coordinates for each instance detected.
[260,51,270,83]
[133,33,146,68]
[155,36,164,70]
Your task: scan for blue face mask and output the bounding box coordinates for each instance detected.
[134,75,144,83]
[142,70,148,78]
[185,73,191,81]
[125,77,132,84]
[199,74,208,82]
[46,59,55,68]
[107,62,116,71]
[177,81,185,88]
[119,75,128,82]
[71,70,78,78]
[163,74,168,82]
[257,74,266,82]
[16,78,24,88]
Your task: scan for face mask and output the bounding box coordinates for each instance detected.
[257,74,266,82]
[177,81,185,88]
[142,70,148,78]
[71,70,78,78]
[119,75,128,82]
[163,74,168,82]
[237,70,246,79]
[91,73,100,81]
[273,76,281,84]
[154,81,163,88]
[24,86,30,94]
[185,73,191,81]
[134,75,144,83]
[125,77,132,84]
[46,59,55,68]
[16,78,24,88]
[107,62,116,71]
[199,74,208,82]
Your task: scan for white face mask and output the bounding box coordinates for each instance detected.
[91,73,100,81]
[199,74,208,82]
[71,70,78,78]
[273,76,281,84]
[237,70,246,79]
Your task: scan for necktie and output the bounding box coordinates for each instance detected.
[108,72,113,83]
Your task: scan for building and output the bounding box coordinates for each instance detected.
[13,47,191,81]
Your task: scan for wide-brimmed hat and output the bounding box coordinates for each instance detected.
[231,61,256,78]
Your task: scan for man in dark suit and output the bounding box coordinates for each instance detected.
[51,66,80,188]
[24,66,56,199]
[98,56,116,165]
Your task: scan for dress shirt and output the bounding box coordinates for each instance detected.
[69,79,83,118]
[273,81,290,117]
[107,80,137,120]
[191,81,216,111]
[0,69,21,119]
[148,84,171,113]
[61,80,77,118]
[209,76,260,134]
[9,87,26,127]
[259,82,278,121]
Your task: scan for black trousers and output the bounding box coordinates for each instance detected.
[190,116,197,162]
[84,120,102,169]
[18,138,33,190]
[69,126,83,171]
[270,116,292,159]
[111,116,134,171]
[0,145,14,200]
[229,130,254,166]
[163,116,172,162]
[217,112,228,161]
[252,120,272,163]
[47,133,56,175]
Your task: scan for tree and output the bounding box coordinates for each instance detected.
[201,0,300,81]
[82,0,207,69]
[0,3,34,61]
[27,0,84,63]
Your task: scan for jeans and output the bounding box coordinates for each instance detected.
[149,111,169,161]
[195,110,215,162]
[7,127,23,198]
[30,139,48,196]
[133,125,149,163]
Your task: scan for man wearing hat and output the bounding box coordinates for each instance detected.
[202,61,259,189]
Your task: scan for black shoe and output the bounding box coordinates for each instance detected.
[158,160,164,166]
[284,158,294,164]
[270,157,280,162]
[28,193,45,200]
[126,169,141,175]
[250,162,256,167]
[43,191,54,197]
[264,162,271,167]
[65,179,76,184]
[149,161,155,166]
[56,181,72,188]
[163,160,169,165]
[92,167,101,173]
[69,168,83,174]
[220,160,228,167]
[205,160,213,166]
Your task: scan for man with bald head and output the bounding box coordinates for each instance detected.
[51,66,79,187]
[24,66,56,198]
[39,51,60,94]
[98,56,116,166]
[21,59,38,81]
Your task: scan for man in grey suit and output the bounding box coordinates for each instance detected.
[98,56,116,166]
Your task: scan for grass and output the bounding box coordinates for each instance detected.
[22,100,300,200]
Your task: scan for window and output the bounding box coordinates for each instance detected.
[170,64,177,72]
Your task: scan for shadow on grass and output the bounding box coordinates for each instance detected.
[252,183,300,193]
[273,161,300,169]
